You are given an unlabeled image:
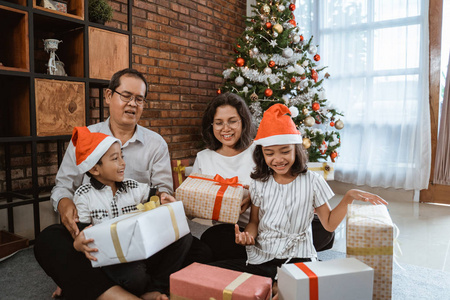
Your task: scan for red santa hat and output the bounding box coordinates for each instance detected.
[71,126,121,173]
[254,103,302,146]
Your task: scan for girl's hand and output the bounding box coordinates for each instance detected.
[234,224,255,246]
[348,189,388,205]
[240,195,251,214]
[73,227,98,261]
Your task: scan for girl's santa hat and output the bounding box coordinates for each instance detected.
[71,126,121,173]
[254,103,302,146]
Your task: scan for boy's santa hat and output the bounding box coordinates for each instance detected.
[254,104,302,146]
[71,126,121,173]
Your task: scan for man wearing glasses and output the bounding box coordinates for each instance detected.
[34,68,193,300]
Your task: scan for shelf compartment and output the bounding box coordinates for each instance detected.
[33,13,84,77]
[0,75,30,137]
[35,78,85,136]
[33,0,84,20]
[0,5,29,72]
[89,26,129,80]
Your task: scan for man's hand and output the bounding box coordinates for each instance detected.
[160,192,176,204]
[240,195,251,214]
[73,229,98,261]
[57,198,79,238]
[234,224,255,246]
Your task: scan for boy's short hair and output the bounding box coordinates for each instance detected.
[202,92,256,151]
[108,68,148,97]
[250,144,308,181]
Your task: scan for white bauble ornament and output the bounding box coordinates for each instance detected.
[296,65,305,75]
[234,76,244,86]
[282,47,294,58]
[335,119,344,130]
[302,60,309,67]
[289,106,299,118]
[292,35,301,44]
[273,32,278,38]
[252,47,259,55]
[278,4,285,11]
[304,116,315,127]
[264,67,272,75]
[308,45,317,55]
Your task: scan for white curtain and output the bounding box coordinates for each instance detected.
[296,0,431,190]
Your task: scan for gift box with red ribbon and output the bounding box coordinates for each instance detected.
[277,258,373,300]
[170,262,272,300]
[171,159,190,190]
[175,173,243,224]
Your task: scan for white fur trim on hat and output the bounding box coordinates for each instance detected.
[77,135,121,174]
[254,133,302,147]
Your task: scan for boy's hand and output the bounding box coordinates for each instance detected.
[349,189,388,205]
[160,192,176,204]
[58,198,80,238]
[73,229,98,261]
[234,224,255,246]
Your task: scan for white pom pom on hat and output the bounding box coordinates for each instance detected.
[254,103,302,147]
[71,127,121,174]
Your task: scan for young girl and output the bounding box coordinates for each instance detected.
[209,103,387,282]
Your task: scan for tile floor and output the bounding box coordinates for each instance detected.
[328,194,450,272]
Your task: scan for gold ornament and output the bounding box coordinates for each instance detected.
[304,116,315,127]
[273,23,283,34]
[261,4,271,14]
[335,119,344,130]
[302,107,309,115]
[302,138,311,149]
[250,92,258,102]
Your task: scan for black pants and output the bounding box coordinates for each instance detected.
[208,257,311,281]
[200,216,335,262]
[34,223,193,299]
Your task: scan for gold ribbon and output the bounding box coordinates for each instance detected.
[309,162,333,180]
[136,196,161,211]
[347,246,393,256]
[223,272,252,300]
[110,202,179,264]
[173,160,186,186]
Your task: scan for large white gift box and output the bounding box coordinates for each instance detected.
[83,201,190,267]
[277,258,374,300]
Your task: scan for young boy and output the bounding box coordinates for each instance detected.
[68,126,192,300]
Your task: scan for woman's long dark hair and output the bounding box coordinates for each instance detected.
[202,92,256,151]
[250,144,308,181]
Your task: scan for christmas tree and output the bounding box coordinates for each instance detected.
[218,0,344,162]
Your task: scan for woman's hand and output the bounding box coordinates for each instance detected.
[234,224,255,246]
[73,228,98,261]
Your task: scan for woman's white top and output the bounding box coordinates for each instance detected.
[192,143,256,225]
[246,171,334,264]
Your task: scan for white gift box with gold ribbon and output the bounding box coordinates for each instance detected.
[277,258,373,300]
[307,162,334,181]
[346,204,394,300]
[83,201,190,267]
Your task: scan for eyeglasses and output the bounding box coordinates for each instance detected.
[211,119,242,131]
[112,90,147,106]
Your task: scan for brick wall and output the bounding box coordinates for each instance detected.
[0,0,246,193]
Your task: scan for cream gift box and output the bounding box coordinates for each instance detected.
[83,201,190,267]
[346,204,394,299]
[307,162,334,181]
[277,258,374,300]
[175,173,243,224]
[170,262,272,300]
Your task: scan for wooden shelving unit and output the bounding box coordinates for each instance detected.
[0,0,132,239]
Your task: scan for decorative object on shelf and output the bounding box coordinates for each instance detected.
[40,0,68,13]
[43,39,67,76]
[88,0,113,24]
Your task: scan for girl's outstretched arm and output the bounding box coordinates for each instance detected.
[315,189,388,232]
[235,204,260,245]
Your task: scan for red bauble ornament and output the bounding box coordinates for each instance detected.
[235,57,245,67]
[330,121,335,127]
[265,22,272,29]
[217,89,221,94]
[290,77,296,83]
[289,19,296,26]
[311,69,318,82]
[300,75,306,80]
[312,102,320,111]
[292,13,295,19]
[268,60,276,68]
[330,151,338,162]
[264,88,273,97]
[233,44,241,54]
[289,3,296,11]
[314,54,320,61]
[300,35,304,41]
